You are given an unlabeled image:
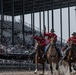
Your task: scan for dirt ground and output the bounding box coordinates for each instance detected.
[0,70,76,75]
[0,71,58,75]
[0,71,48,75]
[0,61,76,75]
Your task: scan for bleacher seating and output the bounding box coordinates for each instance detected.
[0,20,41,46]
[0,20,67,70]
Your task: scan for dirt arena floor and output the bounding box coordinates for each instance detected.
[0,61,76,75]
[0,69,76,75]
[0,71,76,75]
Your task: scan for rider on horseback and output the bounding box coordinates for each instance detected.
[62,32,76,59]
[42,27,62,58]
[32,34,46,54]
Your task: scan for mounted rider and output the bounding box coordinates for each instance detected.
[62,32,76,59]
[42,26,62,58]
[32,34,46,53]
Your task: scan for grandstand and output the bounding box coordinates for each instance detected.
[0,20,66,46]
[0,19,67,70]
[0,1,76,74]
[0,20,41,45]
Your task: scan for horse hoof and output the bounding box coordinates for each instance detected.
[34,69,37,74]
[73,65,76,70]
[34,72,37,74]
[56,67,58,70]
[70,70,72,73]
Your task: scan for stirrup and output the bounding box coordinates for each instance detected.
[42,53,46,58]
[62,55,66,60]
[42,54,45,58]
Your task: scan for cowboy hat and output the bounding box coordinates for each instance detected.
[72,32,76,35]
[50,29,55,32]
[39,34,43,37]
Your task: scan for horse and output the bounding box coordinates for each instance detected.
[64,40,76,72]
[34,43,46,74]
[46,37,61,74]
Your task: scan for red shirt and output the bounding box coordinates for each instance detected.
[67,37,76,45]
[44,32,57,44]
[32,36,46,47]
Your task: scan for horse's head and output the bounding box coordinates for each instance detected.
[34,43,38,51]
[69,40,74,47]
[47,37,58,60]
[50,37,55,46]
[35,43,43,57]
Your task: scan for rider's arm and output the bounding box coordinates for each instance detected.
[44,32,50,36]
[32,36,40,41]
[73,39,76,45]
[72,38,76,43]
[47,39,50,44]
[67,38,71,44]
[54,34,57,42]
[40,42,46,46]
[74,43,76,45]
[39,39,46,46]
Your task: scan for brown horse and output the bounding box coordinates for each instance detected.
[46,37,61,74]
[64,40,76,72]
[34,43,46,74]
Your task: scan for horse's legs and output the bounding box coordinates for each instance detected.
[34,65,38,74]
[34,56,38,74]
[69,62,72,72]
[42,63,44,74]
[56,63,59,70]
[50,65,53,74]
[48,59,53,74]
[47,54,53,74]
[34,63,38,73]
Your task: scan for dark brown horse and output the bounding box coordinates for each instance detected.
[34,43,46,74]
[46,37,61,74]
[64,40,76,72]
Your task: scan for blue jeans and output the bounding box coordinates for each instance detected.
[55,44,62,56]
[39,46,45,52]
[44,43,62,56]
[43,47,45,52]
[44,43,50,53]
[62,47,71,59]
[64,47,71,55]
